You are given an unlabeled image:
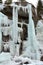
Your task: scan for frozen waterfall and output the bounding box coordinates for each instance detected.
[22,4,40,60]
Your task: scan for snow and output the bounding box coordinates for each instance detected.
[0,52,12,62]
[0,53,43,65]
[33,60,43,65]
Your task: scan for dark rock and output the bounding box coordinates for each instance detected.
[24,61,29,64]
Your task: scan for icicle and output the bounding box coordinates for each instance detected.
[10,6,18,56]
[22,4,40,60]
[10,6,16,56]
[15,7,18,43]
[28,4,40,60]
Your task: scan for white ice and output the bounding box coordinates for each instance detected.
[0,54,43,65]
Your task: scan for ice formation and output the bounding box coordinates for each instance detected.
[22,4,40,60]
[0,3,42,63]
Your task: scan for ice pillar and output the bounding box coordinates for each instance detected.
[15,7,21,56]
[15,7,18,43]
[10,6,15,56]
[12,6,18,43]
[10,6,18,56]
[22,4,40,60]
[27,4,40,60]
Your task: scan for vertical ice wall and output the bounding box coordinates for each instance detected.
[10,5,18,56]
[10,6,15,56]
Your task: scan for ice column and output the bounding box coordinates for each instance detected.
[12,6,18,43]
[10,6,18,56]
[23,4,40,60]
[27,4,40,60]
[10,6,15,56]
[15,7,18,43]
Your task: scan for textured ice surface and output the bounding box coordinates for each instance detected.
[22,4,40,60]
[0,54,43,65]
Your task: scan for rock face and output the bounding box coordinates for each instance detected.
[5,0,12,4]
[37,0,43,20]
[1,6,12,20]
[0,0,2,3]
